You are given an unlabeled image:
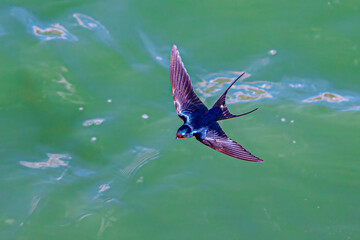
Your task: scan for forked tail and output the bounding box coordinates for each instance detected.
[211,72,258,121]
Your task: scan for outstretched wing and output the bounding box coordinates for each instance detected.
[196,122,263,162]
[170,45,208,121]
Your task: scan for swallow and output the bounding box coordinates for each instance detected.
[170,45,263,162]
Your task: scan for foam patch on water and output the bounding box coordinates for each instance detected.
[303,92,348,103]
[195,73,360,111]
[196,72,274,102]
[10,7,119,46]
[83,118,105,127]
[269,49,277,55]
[283,77,358,110]
[20,153,71,169]
[32,24,76,41]
[11,7,77,41]
[98,183,111,193]
[7,6,137,69]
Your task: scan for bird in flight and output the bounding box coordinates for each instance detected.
[170,45,263,162]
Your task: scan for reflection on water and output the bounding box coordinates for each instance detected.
[20,153,70,169]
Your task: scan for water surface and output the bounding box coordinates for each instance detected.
[0,1,359,239]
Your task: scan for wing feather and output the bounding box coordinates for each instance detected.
[197,122,263,162]
[170,45,208,120]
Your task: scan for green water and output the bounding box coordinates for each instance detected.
[1,1,359,239]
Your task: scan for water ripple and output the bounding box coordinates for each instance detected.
[73,13,108,32]
[138,30,167,67]
[119,147,160,178]
[342,106,360,112]
[73,13,115,47]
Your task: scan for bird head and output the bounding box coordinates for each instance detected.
[176,125,193,139]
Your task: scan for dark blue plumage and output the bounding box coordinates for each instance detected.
[170,45,263,162]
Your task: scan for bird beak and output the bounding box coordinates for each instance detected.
[175,133,182,140]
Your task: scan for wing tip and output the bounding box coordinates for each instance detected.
[170,44,181,68]
[234,155,264,162]
[171,44,178,57]
[227,72,246,91]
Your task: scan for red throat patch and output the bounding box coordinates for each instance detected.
[176,133,182,139]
